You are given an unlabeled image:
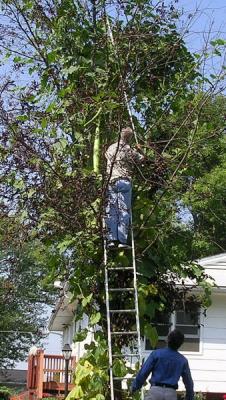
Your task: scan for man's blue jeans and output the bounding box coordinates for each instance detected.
[105,179,132,244]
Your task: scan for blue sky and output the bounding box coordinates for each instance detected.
[171,0,226,51]
[165,0,226,88]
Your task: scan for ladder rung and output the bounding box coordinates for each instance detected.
[112,354,139,357]
[109,287,134,292]
[111,331,138,335]
[107,267,133,271]
[110,309,136,313]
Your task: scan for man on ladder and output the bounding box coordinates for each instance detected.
[103,126,144,400]
[105,126,144,249]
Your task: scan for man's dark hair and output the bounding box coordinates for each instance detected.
[167,329,184,350]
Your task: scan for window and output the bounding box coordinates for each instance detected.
[174,309,200,352]
[145,311,171,350]
[145,307,200,352]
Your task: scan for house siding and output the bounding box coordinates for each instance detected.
[177,293,226,393]
[119,291,226,394]
[63,314,94,359]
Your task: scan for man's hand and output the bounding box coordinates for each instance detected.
[135,143,142,150]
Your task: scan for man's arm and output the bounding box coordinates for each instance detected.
[182,360,194,400]
[131,352,156,393]
[131,145,145,162]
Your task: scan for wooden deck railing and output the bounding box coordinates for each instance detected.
[43,354,74,385]
[26,350,76,400]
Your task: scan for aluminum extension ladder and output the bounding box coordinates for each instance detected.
[104,13,143,399]
[103,219,143,400]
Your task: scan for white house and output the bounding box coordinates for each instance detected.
[48,253,226,397]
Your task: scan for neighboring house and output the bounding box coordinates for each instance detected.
[48,295,91,360]
[0,369,27,389]
[48,253,226,397]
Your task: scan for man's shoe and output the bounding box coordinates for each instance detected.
[107,241,118,249]
[118,243,132,249]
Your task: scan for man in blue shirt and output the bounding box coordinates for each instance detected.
[131,329,194,400]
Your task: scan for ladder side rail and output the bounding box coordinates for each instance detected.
[105,15,138,144]
[131,212,144,400]
[131,212,142,364]
[103,236,115,400]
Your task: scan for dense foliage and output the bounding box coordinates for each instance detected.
[0,385,16,400]
[0,233,57,368]
[0,0,225,397]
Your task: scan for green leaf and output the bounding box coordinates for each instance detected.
[138,296,146,317]
[112,359,127,377]
[23,1,33,10]
[210,39,226,46]
[4,51,11,60]
[52,140,68,154]
[57,238,75,254]
[27,188,36,198]
[74,329,88,342]
[95,395,105,400]
[41,74,48,89]
[18,210,28,223]
[90,312,101,326]
[59,138,68,149]
[66,385,84,400]
[138,259,156,278]
[14,179,25,190]
[82,293,93,307]
[46,102,56,112]
[47,51,57,63]
[75,361,94,383]
[144,325,158,349]
[66,65,79,75]
[41,118,47,129]
[115,252,129,267]
[13,56,22,63]
[17,115,28,122]
[214,49,222,57]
